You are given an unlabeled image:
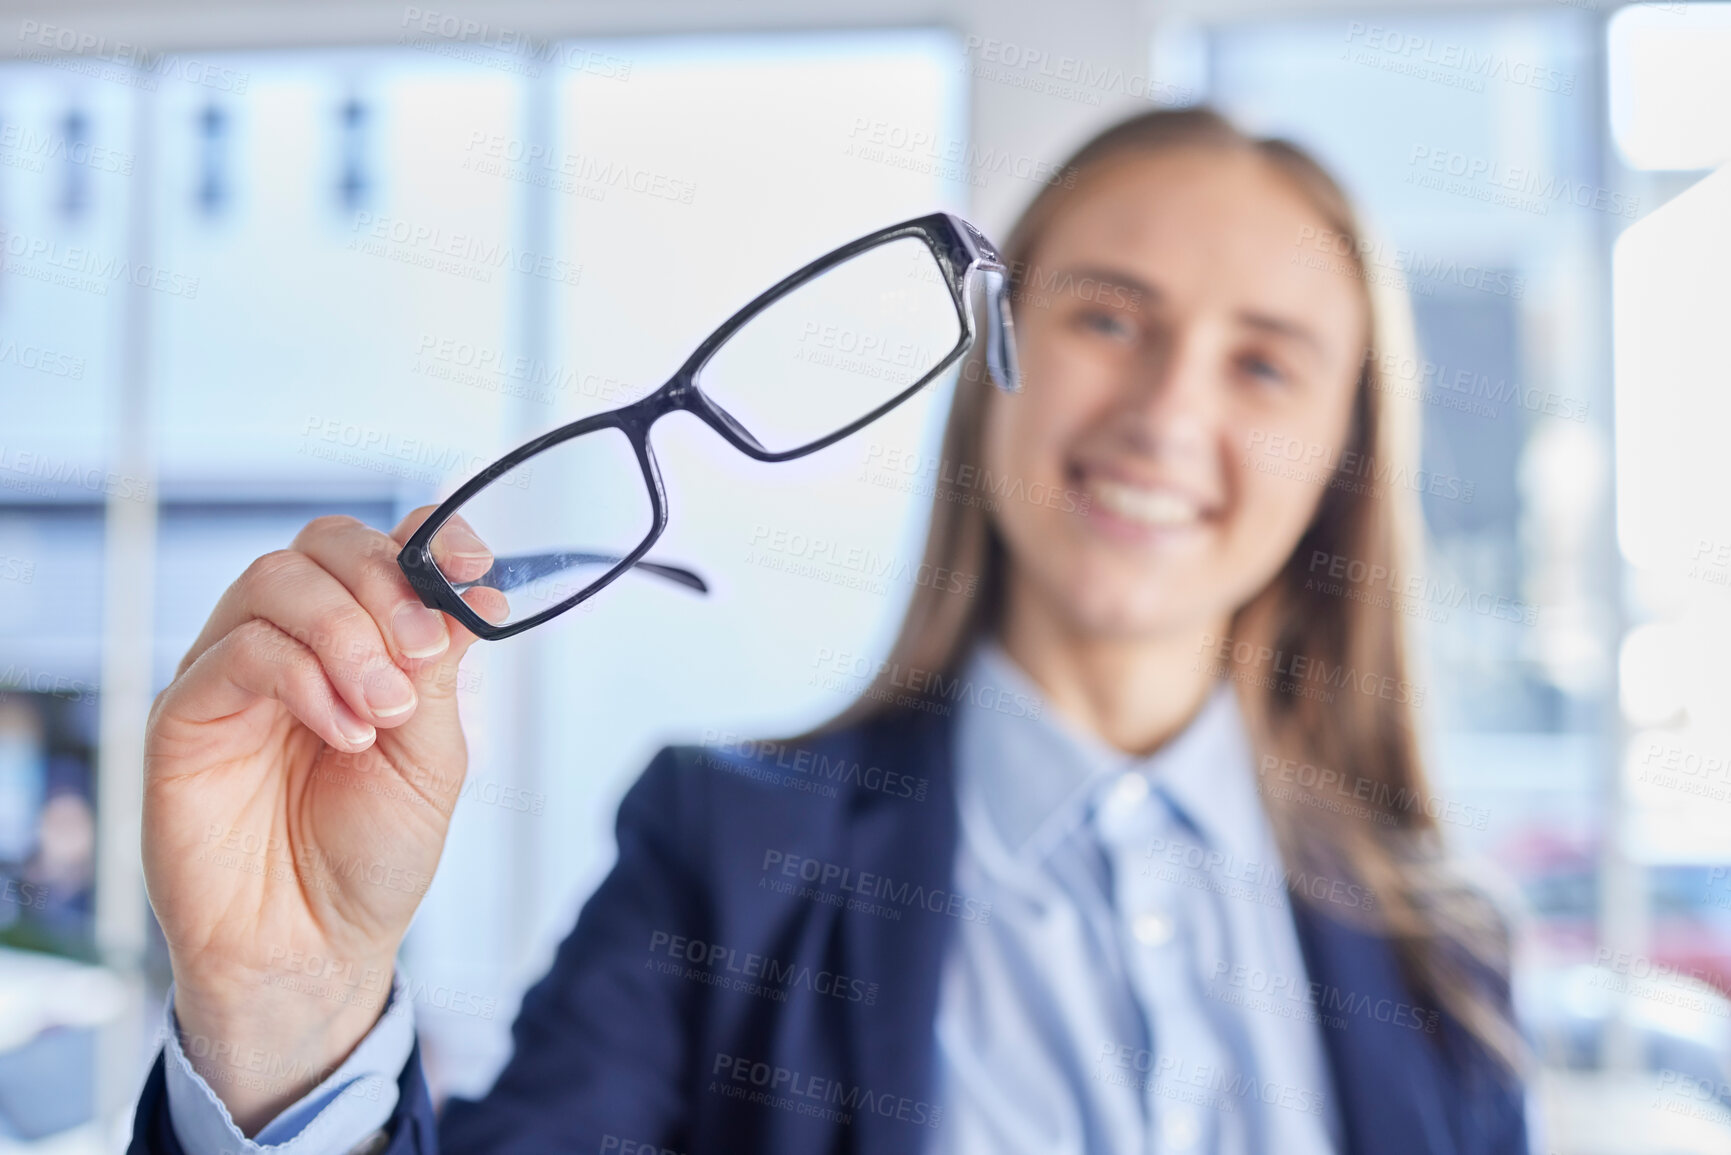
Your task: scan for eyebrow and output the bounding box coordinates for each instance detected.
[1237,310,1327,359]
[1034,265,1157,306]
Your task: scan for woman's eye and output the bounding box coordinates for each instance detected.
[1240,354,1287,386]
[1077,310,1134,340]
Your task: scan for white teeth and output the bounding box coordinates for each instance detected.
[1090,478,1201,527]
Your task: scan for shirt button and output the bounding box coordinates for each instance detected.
[1094,771,1151,841]
[1105,771,1149,816]
[1133,910,1174,946]
[1162,1107,1200,1150]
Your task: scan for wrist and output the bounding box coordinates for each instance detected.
[172,959,397,1135]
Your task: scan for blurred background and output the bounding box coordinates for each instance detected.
[0,0,1727,1150]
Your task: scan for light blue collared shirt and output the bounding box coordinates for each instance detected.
[928,638,1341,1155]
[163,641,1340,1153]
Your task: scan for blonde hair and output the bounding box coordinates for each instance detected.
[806,107,1523,1075]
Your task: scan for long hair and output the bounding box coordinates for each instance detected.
[802,107,1523,1075]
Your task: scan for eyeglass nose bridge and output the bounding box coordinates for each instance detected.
[627,369,774,463]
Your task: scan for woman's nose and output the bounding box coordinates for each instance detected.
[1114,331,1218,458]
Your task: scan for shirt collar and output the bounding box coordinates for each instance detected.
[1143,672,1271,868]
[953,637,1270,868]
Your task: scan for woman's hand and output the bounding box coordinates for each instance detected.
[142,506,500,1132]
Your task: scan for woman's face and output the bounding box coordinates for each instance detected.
[983,147,1368,642]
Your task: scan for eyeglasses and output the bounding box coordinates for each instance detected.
[397,211,1020,641]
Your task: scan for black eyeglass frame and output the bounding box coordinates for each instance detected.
[397,210,1020,641]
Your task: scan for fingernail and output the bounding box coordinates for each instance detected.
[392,601,449,659]
[337,714,376,749]
[365,669,417,718]
[442,524,492,561]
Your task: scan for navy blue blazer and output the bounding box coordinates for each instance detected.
[130,702,1526,1154]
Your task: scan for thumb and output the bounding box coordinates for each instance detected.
[388,503,500,709]
[404,592,492,707]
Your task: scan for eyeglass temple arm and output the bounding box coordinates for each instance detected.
[451,550,709,595]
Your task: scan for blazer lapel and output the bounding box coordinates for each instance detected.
[1288,900,1461,1155]
[839,706,962,1154]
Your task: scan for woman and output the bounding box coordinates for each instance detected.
[129,108,1527,1154]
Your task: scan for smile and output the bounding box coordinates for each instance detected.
[1087,477,1206,528]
